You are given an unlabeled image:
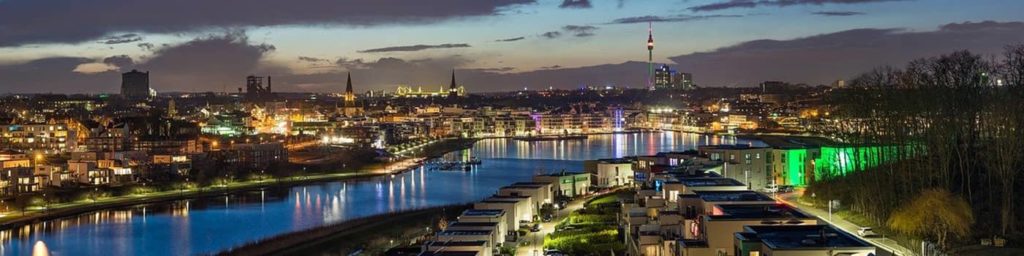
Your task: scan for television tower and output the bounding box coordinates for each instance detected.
[647,22,655,90]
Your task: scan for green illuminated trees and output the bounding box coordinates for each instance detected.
[813,44,1024,246]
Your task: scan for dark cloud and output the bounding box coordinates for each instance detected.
[559,0,592,8]
[563,25,598,37]
[102,55,135,68]
[495,36,526,42]
[298,56,330,63]
[812,11,865,16]
[133,31,278,92]
[689,0,901,12]
[667,21,1024,86]
[358,43,471,53]
[0,57,120,93]
[7,21,1024,93]
[608,14,743,24]
[465,67,516,72]
[541,31,563,39]
[137,43,155,51]
[102,33,143,44]
[335,58,368,70]
[0,32,278,93]
[0,0,534,46]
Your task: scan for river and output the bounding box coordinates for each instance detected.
[0,132,762,256]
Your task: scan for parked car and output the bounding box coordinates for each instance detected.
[857,227,877,237]
[542,214,553,222]
[763,184,779,193]
[779,185,795,193]
[531,223,541,232]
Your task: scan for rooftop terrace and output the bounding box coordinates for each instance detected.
[461,209,504,217]
[709,203,811,220]
[741,225,872,250]
[693,190,775,202]
[678,177,745,187]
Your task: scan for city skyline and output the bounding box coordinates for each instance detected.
[1,0,1023,94]
[2,2,1024,254]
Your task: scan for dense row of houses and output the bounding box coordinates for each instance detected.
[0,116,287,198]
[621,152,878,256]
[388,172,592,256]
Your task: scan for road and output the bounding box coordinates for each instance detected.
[777,191,917,256]
[515,195,587,256]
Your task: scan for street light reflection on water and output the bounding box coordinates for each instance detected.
[0,132,761,256]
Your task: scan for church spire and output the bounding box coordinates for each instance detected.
[345,72,353,93]
[448,70,459,99]
[344,72,355,107]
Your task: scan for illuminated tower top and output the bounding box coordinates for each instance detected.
[647,22,654,51]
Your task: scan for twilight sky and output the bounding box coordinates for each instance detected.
[1,0,1023,93]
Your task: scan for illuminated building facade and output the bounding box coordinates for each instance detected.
[395,85,465,98]
[0,123,77,154]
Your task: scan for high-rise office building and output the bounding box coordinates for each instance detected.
[654,64,674,89]
[120,70,150,100]
[654,64,695,90]
[674,72,695,89]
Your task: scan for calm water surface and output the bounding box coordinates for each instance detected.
[0,133,762,256]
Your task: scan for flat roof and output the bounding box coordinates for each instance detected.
[678,177,745,187]
[693,190,775,202]
[743,225,872,250]
[511,182,549,187]
[449,221,500,227]
[597,158,633,164]
[665,171,722,180]
[418,252,480,256]
[502,184,545,189]
[698,144,768,150]
[488,195,530,200]
[438,230,493,236]
[537,171,587,177]
[709,204,812,220]
[656,151,700,156]
[749,135,837,149]
[461,209,504,216]
[427,240,487,247]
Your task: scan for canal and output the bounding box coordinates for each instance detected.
[0,132,762,256]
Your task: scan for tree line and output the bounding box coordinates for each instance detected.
[810,44,1024,249]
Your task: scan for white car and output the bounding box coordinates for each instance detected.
[857,227,877,237]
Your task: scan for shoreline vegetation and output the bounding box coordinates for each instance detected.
[0,137,480,229]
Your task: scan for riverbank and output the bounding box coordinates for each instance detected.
[0,137,486,229]
[0,157,422,229]
[219,204,469,256]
